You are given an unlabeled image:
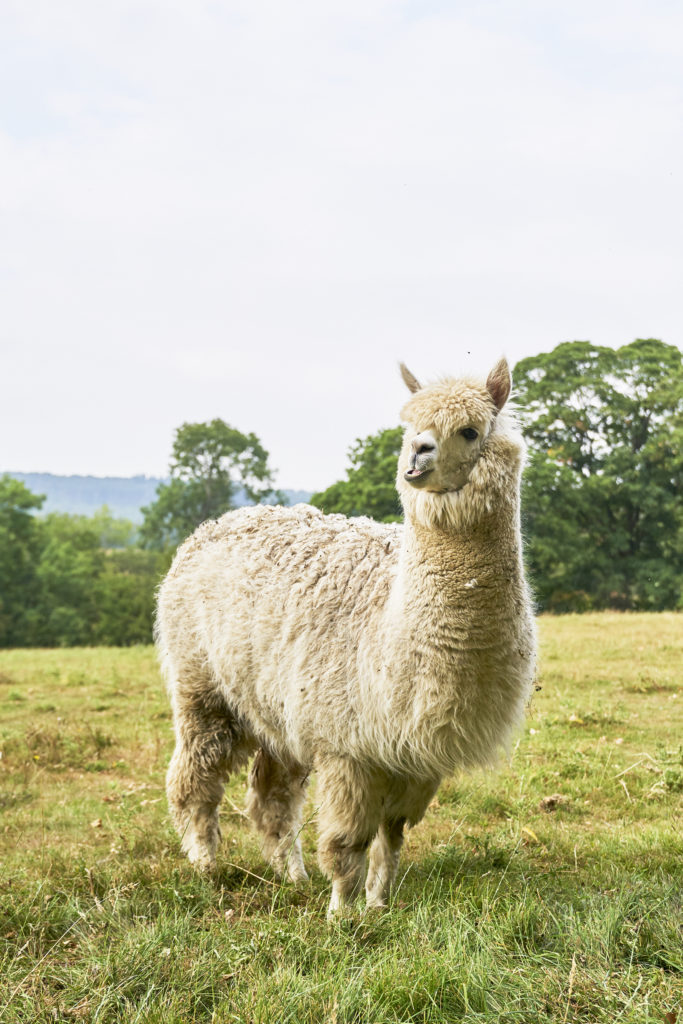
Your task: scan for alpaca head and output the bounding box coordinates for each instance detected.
[396,358,524,529]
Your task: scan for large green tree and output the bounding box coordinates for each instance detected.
[515,339,683,610]
[310,427,404,522]
[140,419,282,550]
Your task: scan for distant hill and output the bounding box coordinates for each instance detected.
[5,473,312,523]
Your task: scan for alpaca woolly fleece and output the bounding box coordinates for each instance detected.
[156,359,536,917]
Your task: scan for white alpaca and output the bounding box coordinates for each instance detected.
[157,359,536,916]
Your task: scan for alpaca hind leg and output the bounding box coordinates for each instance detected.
[365,776,440,909]
[316,757,384,919]
[167,686,248,871]
[245,749,310,882]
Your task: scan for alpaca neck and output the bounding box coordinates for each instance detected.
[397,494,523,610]
[371,491,528,778]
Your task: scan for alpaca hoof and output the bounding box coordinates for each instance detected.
[269,845,309,884]
[364,894,387,911]
[288,863,310,885]
[184,838,217,872]
[326,888,343,921]
[270,857,307,883]
[365,875,388,909]
[326,885,357,922]
[327,901,353,922]
[188,852,216,872]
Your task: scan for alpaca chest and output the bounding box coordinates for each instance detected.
[375,602,534,776]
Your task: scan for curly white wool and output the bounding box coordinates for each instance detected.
[156,359,536,916]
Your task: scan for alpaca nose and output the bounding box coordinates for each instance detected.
[412,439,435,456]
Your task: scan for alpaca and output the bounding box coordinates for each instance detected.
[156,358,536,916]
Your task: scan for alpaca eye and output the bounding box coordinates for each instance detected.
[461,427,478,441]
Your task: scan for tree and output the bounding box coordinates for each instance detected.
[310,427,404,522]
[0,476,44,645]
[93,547,168,645]
[33,513,105,645]
[140,419,283,550]
[515,339,683,611]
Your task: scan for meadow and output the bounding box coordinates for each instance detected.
[0,613,681,1023]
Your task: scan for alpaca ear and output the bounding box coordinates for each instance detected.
[486,358,511,411]
[399,362,422,393]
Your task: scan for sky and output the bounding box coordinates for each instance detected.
[2,0,682,492]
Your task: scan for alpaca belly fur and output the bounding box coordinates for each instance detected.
[157,360,536,916]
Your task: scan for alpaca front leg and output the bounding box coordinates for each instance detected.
[315,758,383,919]
[365,777,440,909]
[365,817,406,909]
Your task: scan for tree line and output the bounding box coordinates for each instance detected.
[1,339,681,646]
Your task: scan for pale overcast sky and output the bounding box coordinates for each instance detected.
[2,0,682,492]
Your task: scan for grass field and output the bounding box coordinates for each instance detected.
[0,613,681,1023]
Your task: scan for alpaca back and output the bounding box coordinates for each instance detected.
[157,503,402,765]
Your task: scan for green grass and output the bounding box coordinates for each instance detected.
[0,613,681,1022]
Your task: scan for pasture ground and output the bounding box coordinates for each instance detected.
[0,613,681,1023]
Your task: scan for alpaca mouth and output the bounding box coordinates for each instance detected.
[404,467,433,485]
